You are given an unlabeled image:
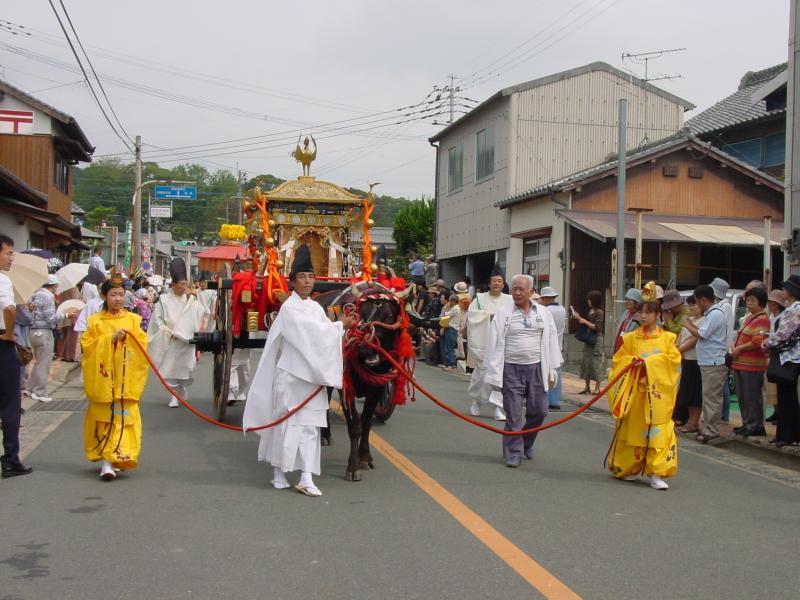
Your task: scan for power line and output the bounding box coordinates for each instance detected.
[45,0,133,154]
[56,0,133,144]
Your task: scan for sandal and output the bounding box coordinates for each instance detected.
[578,389,591,395]
[679,425,699,434]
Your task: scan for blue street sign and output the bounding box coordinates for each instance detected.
[154,185,197,200]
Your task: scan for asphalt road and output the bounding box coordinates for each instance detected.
[2,357,800,600]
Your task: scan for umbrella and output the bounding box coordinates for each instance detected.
[55,263,90,294]
[56,299,86,319]
[147,274,164,286]
[85,266,106,285]
[7,253,49,304]
[21,249,63,273]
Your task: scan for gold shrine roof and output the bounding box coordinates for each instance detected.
[265,176,363,205]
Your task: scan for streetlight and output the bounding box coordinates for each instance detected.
[130,179,194,271]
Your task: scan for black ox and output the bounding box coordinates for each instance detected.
[314,281,434,481]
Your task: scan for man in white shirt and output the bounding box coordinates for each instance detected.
[0,234,33,477]
[538,287,566,410]
[88,246,106,274]
[482,274,563,467]
[467,263,513,420]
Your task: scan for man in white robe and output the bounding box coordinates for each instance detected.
[147,258,208,407]
[467,264,513,420]
[243,244,354,497]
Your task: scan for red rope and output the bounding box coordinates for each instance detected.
[122,330,322,432]
[360,336,641,436]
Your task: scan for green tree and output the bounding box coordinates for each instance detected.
[392,198,435,258]
[85,206,116,229]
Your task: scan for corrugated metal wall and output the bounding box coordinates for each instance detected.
[435,100,511,259]
[512,71,685,195]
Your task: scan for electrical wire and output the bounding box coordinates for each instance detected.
[56,0,133,144]
[45,0,133,154]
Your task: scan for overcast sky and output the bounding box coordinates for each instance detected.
[0,0,790,198]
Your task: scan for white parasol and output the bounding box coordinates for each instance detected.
[147,274,164,286]
[56,298,86,319]
[55,263,90,294]
[7,253,49,304]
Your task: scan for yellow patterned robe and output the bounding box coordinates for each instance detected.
[81,310,149,469]
[605,326,681,479]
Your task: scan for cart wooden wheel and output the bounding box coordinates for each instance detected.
[373,380,396,423]
[212,280,233,422]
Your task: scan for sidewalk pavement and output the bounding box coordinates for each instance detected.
[558,370,800,462]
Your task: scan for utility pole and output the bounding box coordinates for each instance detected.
[449,74,455,124]
[236,163,243,225]
[786,0,800,276]
[132,135,142,270]
[615,99,627,321]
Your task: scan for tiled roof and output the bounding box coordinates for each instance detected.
[71,202,86,215]
[686,63,787,135]
[496,130,783,209]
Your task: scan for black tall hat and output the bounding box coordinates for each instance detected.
[375,244,387,264]
[169,257,188,282]
[490,263,505,279]
[290,244,315,277]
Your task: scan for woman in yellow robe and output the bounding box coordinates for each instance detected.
[605,282,681,490]
[81,274,149,480]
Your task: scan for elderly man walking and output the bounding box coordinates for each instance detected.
[483,275,563,467]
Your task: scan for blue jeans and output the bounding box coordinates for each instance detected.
[547,367,562,408]
[440,328,457,367]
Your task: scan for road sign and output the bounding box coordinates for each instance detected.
[142,261,152,272]
[141,249,151,259]
[150,205,172,218]
[154,185,197,200]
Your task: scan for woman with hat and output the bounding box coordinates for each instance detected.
[675,295,704,434]
[661,289,689,425]
[614,288,642,353]
[762,275,800,446]
[605,282,681,490]
[81,272,149,480]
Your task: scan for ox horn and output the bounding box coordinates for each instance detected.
[394,282,414,300]
[350,282,363,299]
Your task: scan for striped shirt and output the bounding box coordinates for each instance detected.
[731,311,770,372]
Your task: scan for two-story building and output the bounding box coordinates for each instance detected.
[0,79,94,259]
[429,61,694,288]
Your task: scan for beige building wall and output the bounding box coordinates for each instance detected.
[509,70,686,196]
[435,99,511,259]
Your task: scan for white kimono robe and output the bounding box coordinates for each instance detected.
[146,291,208,381]
[243,291,344,475]
[467,292,513,407]
[481,300,563,392]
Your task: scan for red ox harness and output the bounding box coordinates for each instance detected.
[342,292,415,409]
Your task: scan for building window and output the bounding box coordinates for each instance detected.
[764,131,786,167]
[476,125,495,181]
[447,144,463,192]
[723,132,785,168]
[523,236,550,289]
[54,153,69,193]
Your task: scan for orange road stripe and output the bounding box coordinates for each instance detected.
[331,401,581,599]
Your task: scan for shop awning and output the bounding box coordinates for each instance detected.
[556,210,783,246]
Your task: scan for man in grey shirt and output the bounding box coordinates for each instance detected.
[26,274,59,402]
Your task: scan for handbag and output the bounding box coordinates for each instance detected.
[16,344,33,366]
[575,323,597,346]
[766,351,800,385]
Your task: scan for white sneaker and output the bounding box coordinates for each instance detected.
[168,398,180,408]
[227,390,236,402]
[649,475,669,490]
[31,392,53,403]
[469,401,481,417]
[621,475,639,481]
[493,406,506,421]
